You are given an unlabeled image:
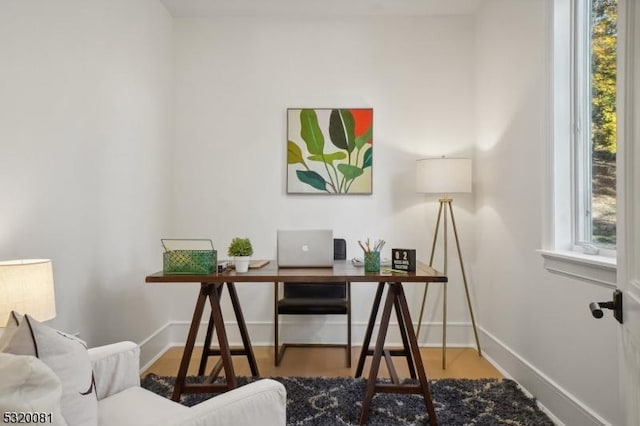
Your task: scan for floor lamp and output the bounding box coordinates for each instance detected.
[414,158,481,369]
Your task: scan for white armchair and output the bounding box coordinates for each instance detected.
[1,341,286,426]
[89,341,287,426]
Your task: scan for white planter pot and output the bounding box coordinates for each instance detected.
[234,256,250,273]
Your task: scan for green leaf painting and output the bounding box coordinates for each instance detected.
[287,141,307,168]
[329,109,356,153]
[337,164,364,180]
[287,108,373,194]
[307,151,347,164]
[296,170,327,192]
[300,109,324,155]
[362,147,372,169]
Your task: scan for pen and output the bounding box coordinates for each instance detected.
[383,268,408,274]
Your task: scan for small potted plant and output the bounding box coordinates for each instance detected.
[227,237,253,273]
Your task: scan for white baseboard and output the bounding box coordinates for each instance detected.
[479,327,611,426]
[139,319,476,371]
[139,322,174,373]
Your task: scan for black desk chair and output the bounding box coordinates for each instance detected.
[274,238,351,367]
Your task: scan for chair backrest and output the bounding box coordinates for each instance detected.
[333,238,346,261]
[283,239,347,299]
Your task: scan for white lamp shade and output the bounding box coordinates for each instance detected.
[0,259,56,323]
[416,158,472,194]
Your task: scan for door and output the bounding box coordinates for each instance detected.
[618,1,640,424]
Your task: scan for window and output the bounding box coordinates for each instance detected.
[540,0,617,286]
[573,0,617,252]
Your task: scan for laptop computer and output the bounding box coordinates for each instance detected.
[277,229,334,268]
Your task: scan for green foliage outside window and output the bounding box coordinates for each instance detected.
[591,0,617,160]
[590,0,617,246]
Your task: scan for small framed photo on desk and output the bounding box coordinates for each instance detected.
[391,249,416,272]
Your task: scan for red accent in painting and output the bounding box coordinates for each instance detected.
[350,109,373,143]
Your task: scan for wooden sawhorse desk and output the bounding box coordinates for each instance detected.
[146,261,446,424]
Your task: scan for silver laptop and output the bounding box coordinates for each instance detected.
[277,229,334,268]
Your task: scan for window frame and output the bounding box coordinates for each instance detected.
[571,0,618,255]
[541,0,617,288]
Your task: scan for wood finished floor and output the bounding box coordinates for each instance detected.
[142,346,503,380]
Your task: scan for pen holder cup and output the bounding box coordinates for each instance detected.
[364,251,381,272]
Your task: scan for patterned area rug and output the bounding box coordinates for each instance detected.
[141,375,555,425]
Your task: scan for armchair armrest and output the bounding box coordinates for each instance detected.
[163,379,286,426]
[88,341,140,400]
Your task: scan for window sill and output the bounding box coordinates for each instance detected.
[538,249,617,288]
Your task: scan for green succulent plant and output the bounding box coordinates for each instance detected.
[227,237,253,257]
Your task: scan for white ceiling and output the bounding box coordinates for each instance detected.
[160,0,482,17]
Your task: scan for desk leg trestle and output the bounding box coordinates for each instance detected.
[355,281,415,380]
[198,313,214,377]
[355,282,386,377]
[208,283,236,389]
[359,282,396,424]
[393,295,417,380]
[396,282,438,425]
[226,282,259,376]
[274,282,280,366]
[347,282,352,368]
[172,282,258,401]
[197,284,224,376]
[358,282,438,426]
[172,284,209,401]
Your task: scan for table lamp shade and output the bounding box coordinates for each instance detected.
[0,259,56,323]
[416,158,472,194]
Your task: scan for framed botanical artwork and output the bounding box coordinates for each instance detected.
[287,108,373,194]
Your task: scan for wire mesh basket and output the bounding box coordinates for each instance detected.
[161,239,216,275]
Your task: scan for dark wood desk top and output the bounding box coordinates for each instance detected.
[145,260,447,284]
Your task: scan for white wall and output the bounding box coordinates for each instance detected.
[474,1,620,424]
[169,15,479,345]
[0,0,174,347]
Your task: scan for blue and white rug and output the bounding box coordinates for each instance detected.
[141,375,555,425]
